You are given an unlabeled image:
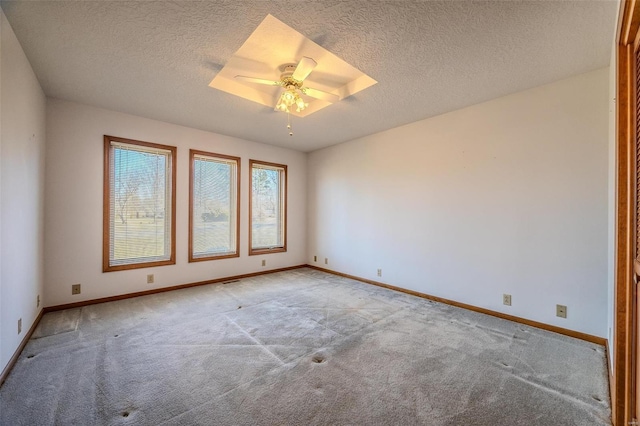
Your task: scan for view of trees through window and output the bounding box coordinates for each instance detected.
[191,152,238,260]
[107,139,174,269]
[251,161,286,251]
[105,138,287,268]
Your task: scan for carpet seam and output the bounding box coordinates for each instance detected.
[223,314,286,366]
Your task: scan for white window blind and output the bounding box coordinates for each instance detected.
[106,138,174,270]
[250,161,286,252]
[191,152,239,260]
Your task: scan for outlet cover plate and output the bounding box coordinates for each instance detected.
[72,284,81,295]
[556,304,567,318]
[503,294,512,306]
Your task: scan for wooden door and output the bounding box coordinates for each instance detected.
[634,39,640,424]
[616,1,640,425]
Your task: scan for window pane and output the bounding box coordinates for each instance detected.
[191,152,239,260]
[104,136,175,271]
[251,161,286,253]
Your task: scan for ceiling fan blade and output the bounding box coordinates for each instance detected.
[302,86,339,103]
[235,75,282,86]
[292,57,317,81]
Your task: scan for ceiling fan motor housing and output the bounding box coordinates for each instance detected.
[279,64,301,83]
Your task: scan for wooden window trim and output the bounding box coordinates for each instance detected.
[103,135,177,272]
[248,159,287,256]
[188,149,241,262]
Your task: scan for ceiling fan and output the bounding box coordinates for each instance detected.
[235,57,340,114]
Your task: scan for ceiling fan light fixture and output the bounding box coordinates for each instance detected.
[276,88,308,113]
[296,97,308,111]
[275,101,288,112]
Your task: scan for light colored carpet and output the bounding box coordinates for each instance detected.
[1,268,611,425]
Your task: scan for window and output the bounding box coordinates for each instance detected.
[103,136,176,272]
[189,150,240,261]
[249,160,287,255]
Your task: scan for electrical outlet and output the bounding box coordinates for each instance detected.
[556,304,567,318]
[324,258,328,265]
[503,294,512,306]
[261,259,266,267]
[18,318,22,334]
[71,284,81,295]
[377,269,382,277]
[313,255,317,262]
[147,274,154,284]
[37,294,40,308]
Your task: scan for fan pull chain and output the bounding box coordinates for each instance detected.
[287,111,293,136]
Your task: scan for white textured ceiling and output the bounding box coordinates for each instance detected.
[0,1,617,152]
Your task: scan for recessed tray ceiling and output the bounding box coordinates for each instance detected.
[208,14,377,117]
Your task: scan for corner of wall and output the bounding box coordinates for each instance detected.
[0,6,47,375]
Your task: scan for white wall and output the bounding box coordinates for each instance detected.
[308,68,609,338]
[0,10,46,373]
[45,99,306,307]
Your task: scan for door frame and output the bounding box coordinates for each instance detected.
[615,1,640,425]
